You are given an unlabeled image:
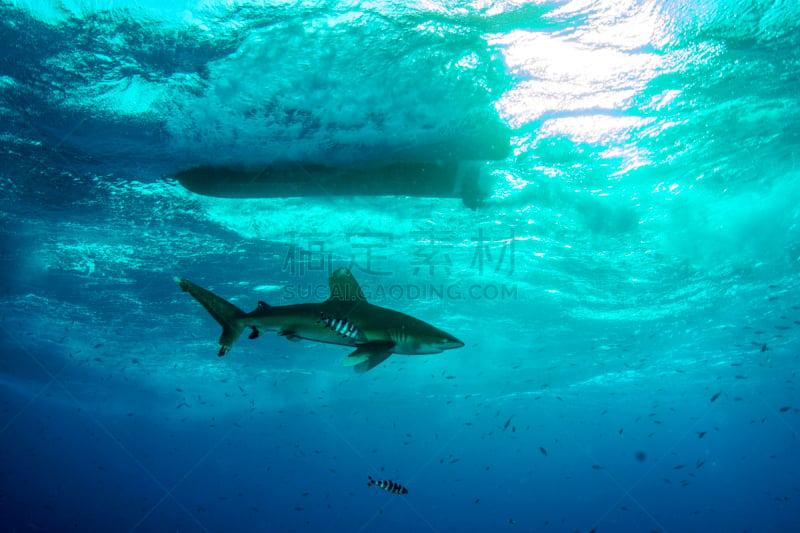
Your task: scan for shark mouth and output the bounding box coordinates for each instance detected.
[319,313,365,342]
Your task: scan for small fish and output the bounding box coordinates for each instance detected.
[319,314,364,341]
[780,406,792,413]
[710,392,721,403]
[698,431,707,439]
[503,416,512,430]
[367,476,408,495]
[539,447,548,456]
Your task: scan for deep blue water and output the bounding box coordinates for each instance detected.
[1,1,799,532]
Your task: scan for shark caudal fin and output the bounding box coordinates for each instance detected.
[176,278,246,356]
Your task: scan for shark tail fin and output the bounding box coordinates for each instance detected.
[176,278,246,356]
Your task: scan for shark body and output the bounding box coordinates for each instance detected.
[177,268,464,373]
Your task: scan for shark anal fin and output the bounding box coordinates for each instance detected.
[248,327,260,340]
[342,341,395,373]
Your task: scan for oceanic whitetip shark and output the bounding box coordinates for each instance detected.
[177,268,464,373]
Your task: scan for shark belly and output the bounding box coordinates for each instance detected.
[245,304,357,347]
[287,326,360,346]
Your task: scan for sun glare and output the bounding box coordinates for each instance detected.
[489,1,674,148]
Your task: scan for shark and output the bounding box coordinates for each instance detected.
[177,268,464,373]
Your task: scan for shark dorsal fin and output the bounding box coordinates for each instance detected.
[327,268,367,304]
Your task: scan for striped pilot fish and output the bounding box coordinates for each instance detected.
[368,475,408,495]
[319,313,365,342]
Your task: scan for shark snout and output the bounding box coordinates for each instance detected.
[440,336,465,350]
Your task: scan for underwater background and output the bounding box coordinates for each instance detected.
[1,0,799,531]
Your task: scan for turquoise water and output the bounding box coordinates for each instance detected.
[1,1,799,531]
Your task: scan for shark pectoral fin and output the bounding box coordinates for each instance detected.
[341,354,369,367]
[278,329,302,342]
[354,350,392,373]
[343,342,395,373]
